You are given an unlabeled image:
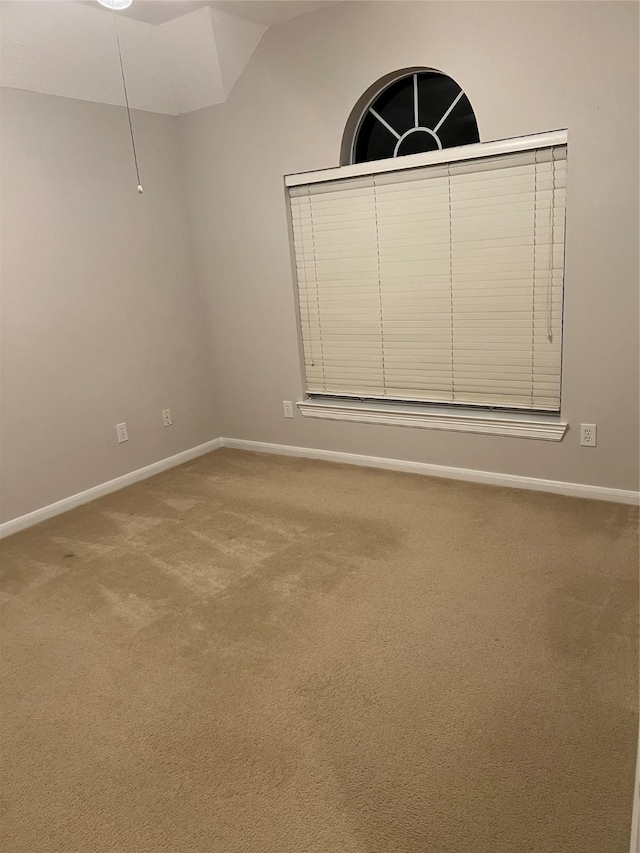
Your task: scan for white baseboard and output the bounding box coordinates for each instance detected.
[0,438,223,539]
[221,438,640,505]
[2,434,637,538]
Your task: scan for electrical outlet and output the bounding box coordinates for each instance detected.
[116,422,129,444]
[162,408,172,427]
[283,401,294,419]
[580,423,597,447]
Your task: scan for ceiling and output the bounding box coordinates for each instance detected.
[0,0,340,114]
[118,1,338,27]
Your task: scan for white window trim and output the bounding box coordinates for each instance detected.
[286,129,568,187]
[297,398,568,441]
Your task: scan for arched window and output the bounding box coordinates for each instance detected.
[344,69,479,164]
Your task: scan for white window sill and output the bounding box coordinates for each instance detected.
[297,399,568,441]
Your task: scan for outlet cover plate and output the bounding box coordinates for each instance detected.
[580,423,597,447]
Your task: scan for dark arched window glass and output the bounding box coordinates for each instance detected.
[352,71,479,164]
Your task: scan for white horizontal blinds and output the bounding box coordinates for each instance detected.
[288,144,566,411]
[533,148,566,409]
[448,146,566,409]
[373,165,454,402]
[290,177,385,395]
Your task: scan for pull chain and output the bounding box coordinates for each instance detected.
[112,9,143,193]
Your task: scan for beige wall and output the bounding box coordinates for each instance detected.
[1,2,638,525]
[180,0,640,492]
[1,89,217,522]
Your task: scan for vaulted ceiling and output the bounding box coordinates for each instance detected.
[0,0,338,114]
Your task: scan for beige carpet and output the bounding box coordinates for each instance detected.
[1,449,638,852]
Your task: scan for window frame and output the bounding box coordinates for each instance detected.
[284,129,569,440]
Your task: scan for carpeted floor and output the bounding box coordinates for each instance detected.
[1,449,638,853]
